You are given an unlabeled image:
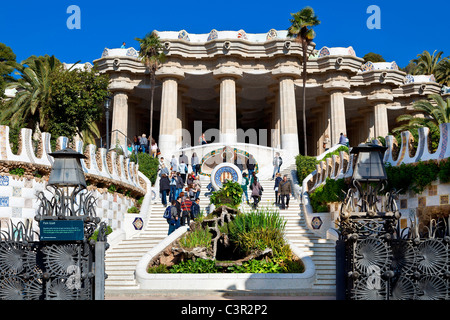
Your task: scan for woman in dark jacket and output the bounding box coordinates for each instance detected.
[250,176,263,209]
[159,174,170,207]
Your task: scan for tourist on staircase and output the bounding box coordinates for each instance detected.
[180,194,193,228]
[176,172,184,200]
[241,172,250,205]
[250,174,263,209]
[191,198,201,220]
[169,171,178,202]
[191,152,200,175]
[246,155,256,178]
[271,152,283,180]
[279,175,292,210]
[159,173,170,207]
[167,200,180,235]
[273,172,282,206]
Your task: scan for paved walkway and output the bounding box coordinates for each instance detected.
[106,290,336,300]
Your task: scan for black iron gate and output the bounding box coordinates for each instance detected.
[0,219,108,300]
[337,230,450,300]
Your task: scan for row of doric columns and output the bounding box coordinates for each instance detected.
[109,72,392,157]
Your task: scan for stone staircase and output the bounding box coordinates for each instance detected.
[256,178,336,293]
[105,174,336,295]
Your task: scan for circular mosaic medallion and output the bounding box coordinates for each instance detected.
[210,163,242,190]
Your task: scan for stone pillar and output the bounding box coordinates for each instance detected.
[111,91,128,149]
[329,91,347,146]
[268,85,280,149]
[213,66,242,145]
[159,77,179,157]
[373,103,389,138]
[279,77,299,154]
[218,77,238,145]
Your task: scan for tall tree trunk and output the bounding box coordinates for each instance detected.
[150,72,155,142]
[302,40,308,156]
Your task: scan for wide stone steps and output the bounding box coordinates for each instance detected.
[105,176,336,294]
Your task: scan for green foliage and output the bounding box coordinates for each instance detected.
[89,225,113,241]
[147,264,170,273]
[227,209,287,257]
[130,152,159,185]
[170,259,218,274]
[309,178,349,212]
[438,159,450,183]
[107,184,117,193]
[386,160,440,195]
[46,65,109,144]
[412,161,440,194]
[209,180,243,208]
[363,52,385,63]
[127,206,139,213]
[9,167,25,176]
[178,228,212,249]
[0,43,17,98]
[385,163,414,195]
[295,154,318,183]
[227,259,283,273]
[321,146,349,161]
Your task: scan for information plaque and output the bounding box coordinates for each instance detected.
[39,220,84,241]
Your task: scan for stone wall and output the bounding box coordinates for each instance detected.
[301,123,450,238]
[0,125,147,233]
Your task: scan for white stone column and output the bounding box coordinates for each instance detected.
[159,77,179,157]
[329,91,347,146]
[373,103,389,138]
[279,77,299,154]
[111,91,128,149]
[218,77,237,145]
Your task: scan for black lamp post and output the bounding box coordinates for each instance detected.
[104,95,112,150]
[340,143,400,220]
[36,148,99,230]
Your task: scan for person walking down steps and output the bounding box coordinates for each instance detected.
[279,175,292,210]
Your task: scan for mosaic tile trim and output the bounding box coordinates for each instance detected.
[199,147,259,177]
[0,176,9,186]
[207,29,218,41]
[438,123,448,159]
[0,197,9,207]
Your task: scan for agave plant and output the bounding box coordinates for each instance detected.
[287,7,320,156]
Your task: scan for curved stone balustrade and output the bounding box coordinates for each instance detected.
[0,125,145,193]
[302,123,450,196]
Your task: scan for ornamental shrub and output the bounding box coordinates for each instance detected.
[309,178,349,212]
[130,152,159,185]
[295,154,318,183]
[209,180,243,208]
[227,209,288,257]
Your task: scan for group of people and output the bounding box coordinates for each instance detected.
[158,154,203,235]
[273,173,292,210]
[165,194,201,235]
[128,134,159,158]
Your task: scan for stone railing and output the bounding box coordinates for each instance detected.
[0,125,150,245]
[0,125,145,194]
[300,123,450,239]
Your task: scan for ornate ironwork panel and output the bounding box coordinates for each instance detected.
[0,220,100,300]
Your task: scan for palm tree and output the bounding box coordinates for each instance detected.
[436,57,450,86]
[135,31,166,144]
[393,94,450,150]
[412,50,444,76]
[1,55,60,130]
[287,7,320,156]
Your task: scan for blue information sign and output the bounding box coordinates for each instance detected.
[39,220,84,241]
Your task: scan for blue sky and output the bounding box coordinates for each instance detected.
[1,0,448,68]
